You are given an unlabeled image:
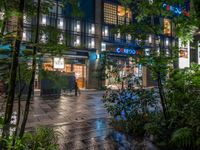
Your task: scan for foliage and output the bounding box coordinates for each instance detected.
[0,126,60,150]
[102,0,200,149]
[171,127,194,149]
[40,69,70,90]
[103,88,159,137]
[21,127,60,150]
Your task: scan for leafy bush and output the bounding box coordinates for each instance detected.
[0,127,60,150]
[164,64,200,149]
[103,64,200,149]
[171,127,194,149]
[22,127,60,150]
[103,88,159,137]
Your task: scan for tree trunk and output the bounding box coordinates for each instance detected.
[12,64,25,147]
[157,72,167,120]
[0,0,7,35]
[2,0,25,139]
[19,0,41,138]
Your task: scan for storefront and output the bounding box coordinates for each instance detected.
[42,51,88,89]
[104,45,143,88]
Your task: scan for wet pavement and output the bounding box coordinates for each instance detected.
[0,91,157,150]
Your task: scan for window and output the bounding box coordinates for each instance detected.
[89,24,95,34]
[74,36,80,47]
[101,42,106,51]
[149,35,152,43]
[23,15,30,24]
[165,38,169,46]
[41,33,47,43]
[102,26,109,37]
[58,18,64,29]
[59,34,64,44]
[88,38,95,48]
[145,49,150,56]
[22,30,31,42]
[115,30,120,41]
[126,34,131,42]
[104,3,117,25]
[164,19,171,36]
[74,20,81,32]
[117,6,132,25]
[49,4,62,14]
[0,12,4,20]
[41,15,46,25]
[104,3,132,25]
[22,31,26,41]
[166,49,170,56]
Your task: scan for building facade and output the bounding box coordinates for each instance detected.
[1,0,187,89]
[23,0,178,89]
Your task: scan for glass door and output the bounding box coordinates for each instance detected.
[73,64,86,89]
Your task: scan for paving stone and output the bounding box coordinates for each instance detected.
[0,91,158,150]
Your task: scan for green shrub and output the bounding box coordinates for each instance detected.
[0,127,60,150]
[103,88,159,137]
[171,127,194,149]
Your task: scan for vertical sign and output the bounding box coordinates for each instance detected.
[178,39,190,68]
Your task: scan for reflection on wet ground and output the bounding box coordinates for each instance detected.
[57,118,157,150]
[0,91,157,150]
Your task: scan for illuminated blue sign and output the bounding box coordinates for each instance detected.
[162,1,190,17]
[116,48,141,55]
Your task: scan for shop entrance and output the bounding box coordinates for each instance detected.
[65,64,86,89]
[105,56,142,89]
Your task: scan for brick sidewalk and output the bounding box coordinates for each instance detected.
[0,91,157,150]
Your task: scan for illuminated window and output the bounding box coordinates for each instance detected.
[149,35,152,43]
[0,12,4,20]
[104,3,132,25]
[101,42,106,51]
[145,49,150,56]
[118,6,132,25]
[104,3,117,25]
[22,31,26,41]
[115,30,121,41]
[164,19,171,36]
[165,38,169,46]
[41,15,46,25]
[102,26,109,37]
[74,36,80,46]
[88,38,95,48]
[58,18,64,29]
[41,34,47,43]
[23,15,28,24]
[59,34,64,44]
[89,24,95,34]
[126,34,131,41]
[74,20,81,32]
[157,47,160,54]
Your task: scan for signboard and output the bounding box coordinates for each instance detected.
[116,48,142,55]
[162,1,190,17]
[54,57,64,69]
[178,39,190,68]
